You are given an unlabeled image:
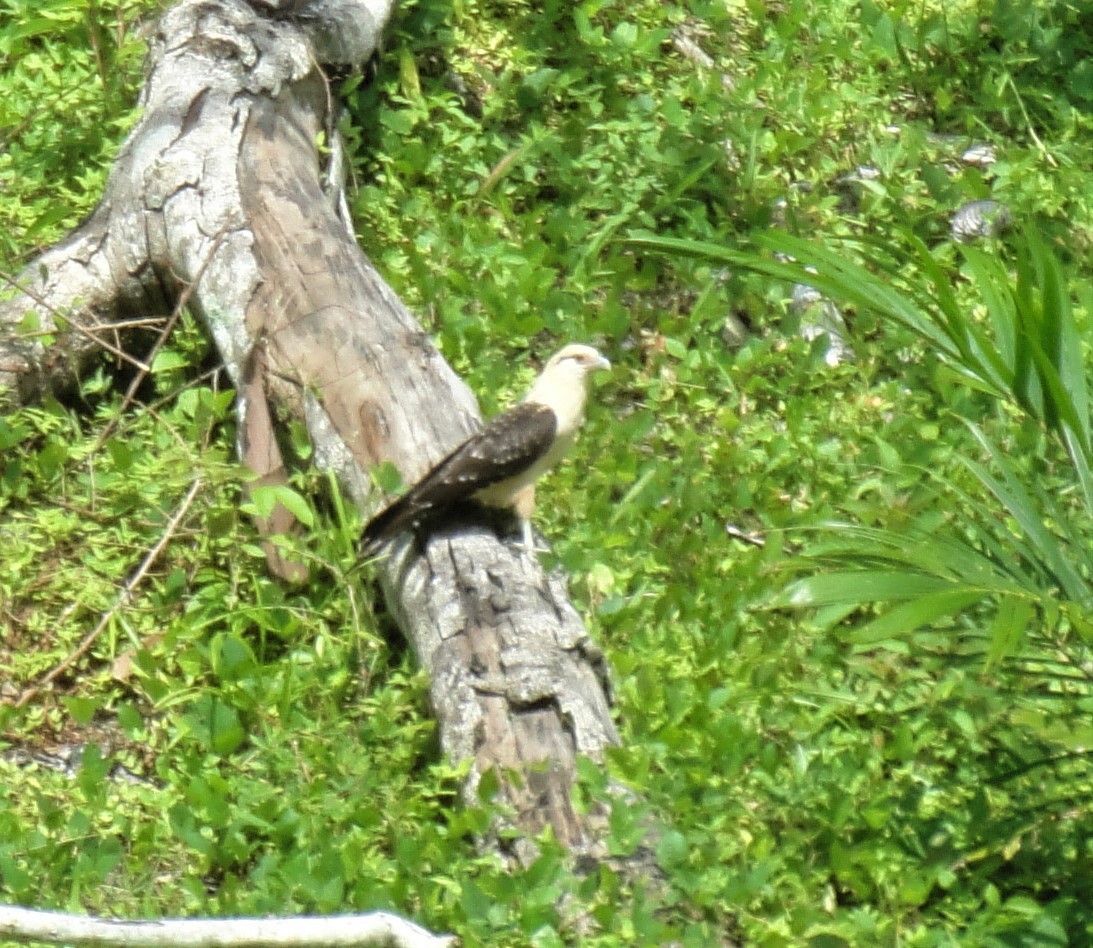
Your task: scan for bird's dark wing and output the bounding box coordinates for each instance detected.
[360,402,557,554]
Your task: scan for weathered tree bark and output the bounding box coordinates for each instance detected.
[0,0,621,865]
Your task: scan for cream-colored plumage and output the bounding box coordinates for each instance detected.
[360,344,610,555]
[475,344,608,517]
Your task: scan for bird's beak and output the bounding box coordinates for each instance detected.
[593,355,611,372]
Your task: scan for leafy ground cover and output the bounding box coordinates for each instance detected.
[2,0,1091,944]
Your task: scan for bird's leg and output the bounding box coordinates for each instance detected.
[516,518,551,558]
[512,486,546,557]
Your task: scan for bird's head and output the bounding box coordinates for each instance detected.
[523,344,610,420]
[542,344,611,379]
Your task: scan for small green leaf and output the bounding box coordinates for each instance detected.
[63,696,100,725]
[398,46,421,102]
[211,632,257,681]
[477,766,500,803]
[151,350,188,372]
[372,461,404,494]
[247,484,315,527]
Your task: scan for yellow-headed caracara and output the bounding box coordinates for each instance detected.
[360,344,610,556]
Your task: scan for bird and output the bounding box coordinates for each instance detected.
[359,343,610,557]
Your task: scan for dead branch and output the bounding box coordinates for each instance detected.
[0,905,457,948]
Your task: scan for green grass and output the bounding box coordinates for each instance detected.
[2,0,1092,944]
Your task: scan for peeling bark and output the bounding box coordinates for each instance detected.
[0,0,626,864]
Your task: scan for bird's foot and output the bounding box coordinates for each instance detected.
[518,521,549,558]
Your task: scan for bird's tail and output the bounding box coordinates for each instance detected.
[358,491,429,559]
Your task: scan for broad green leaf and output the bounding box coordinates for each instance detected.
[779,570,960,608]
[962,246,1017,376]
[963,425,1089,604]
[847,589,986,644]
[152,350,188,373]
[986,596,1034,668]
[246,484,315,527]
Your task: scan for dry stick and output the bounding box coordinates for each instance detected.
[10,316,168,342]
[86,316,170,332]
[0,268,150,374]
[0,906,457,948]
[13,478,203,709]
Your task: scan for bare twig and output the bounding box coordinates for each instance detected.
[0,905,457,947]
[97,226,232,448]
[13,479,203,708]
[86,316,170,332]
[0,267,151,374]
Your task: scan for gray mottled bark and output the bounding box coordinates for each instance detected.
[0,0,621,863]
